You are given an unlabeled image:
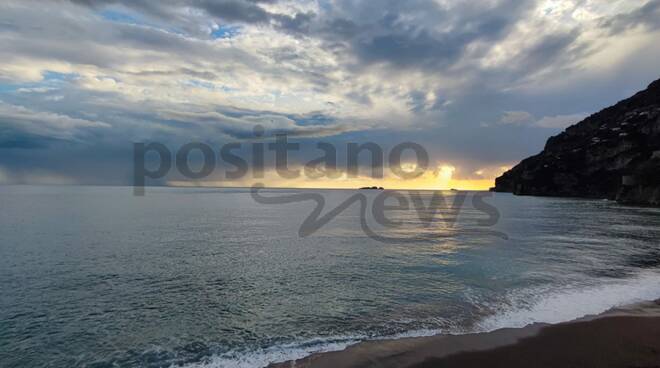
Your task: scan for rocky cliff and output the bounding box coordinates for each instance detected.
[495,78,660,206]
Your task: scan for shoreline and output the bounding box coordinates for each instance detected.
[270,300,660,368]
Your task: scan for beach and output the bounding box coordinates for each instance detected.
[271,300,660,368]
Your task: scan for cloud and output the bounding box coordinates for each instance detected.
[319,0,533,70]
[600,0,660,35]
[499,111,534,125]
[63,0,315,34]
[535,113,588,129]
[495,111,587,129]
[158,108,354,139]
[0,0,659,186]
[0,165,77,184]
[0,101,110,143]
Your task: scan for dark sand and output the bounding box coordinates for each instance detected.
[271,301,660,368]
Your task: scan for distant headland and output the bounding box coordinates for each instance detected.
[495,78,660,206]
[359,186,385,190]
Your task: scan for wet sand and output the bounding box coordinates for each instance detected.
[271,300,660,368]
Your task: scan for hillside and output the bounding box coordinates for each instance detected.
[495,79,660,206]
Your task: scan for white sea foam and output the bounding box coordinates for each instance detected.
[379,328,443,339]
[179,336,364,368]
[478,270,660,331]
[182,270,660,368]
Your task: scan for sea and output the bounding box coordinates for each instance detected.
[1,185,660,367]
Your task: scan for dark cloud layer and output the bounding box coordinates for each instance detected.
[600,0,660,35]
[65,0,315,34]
[323,0,533,70]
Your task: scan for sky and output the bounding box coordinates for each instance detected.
[0,0,659,189]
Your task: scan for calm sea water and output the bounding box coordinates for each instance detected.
[1,185,660,368]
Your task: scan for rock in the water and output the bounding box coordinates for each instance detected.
[495,78,660,206]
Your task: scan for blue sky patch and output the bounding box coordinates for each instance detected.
[291,114,336,126]
[42,71,77,82]
[211,25,241,39]
[0,84,19,93]
[186,80,238,93]
[0,71,76,95]
[99,10,142,25]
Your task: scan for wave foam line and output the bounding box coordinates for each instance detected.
[183,270,660,368]
[479,270,660,331]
